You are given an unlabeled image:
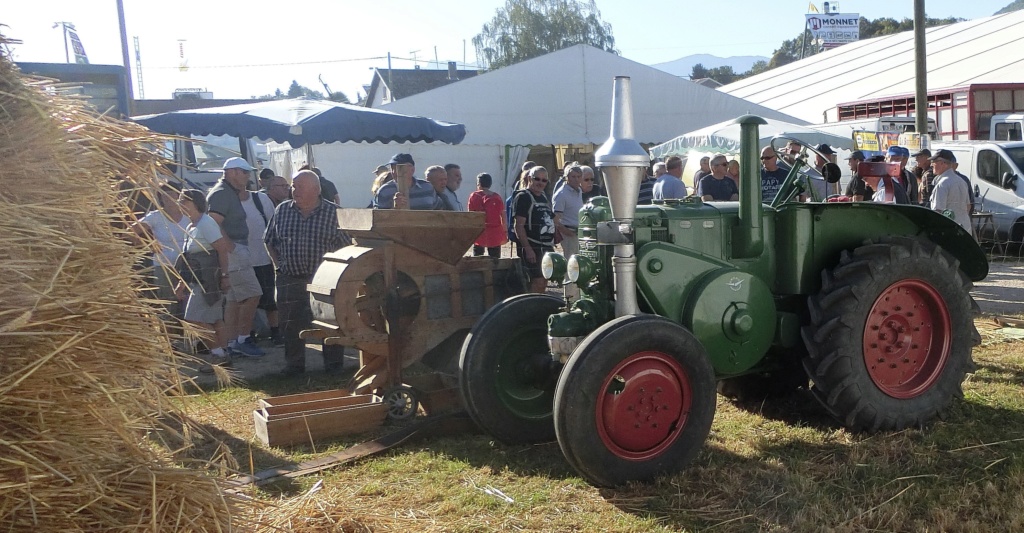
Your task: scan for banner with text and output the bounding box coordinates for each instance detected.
[67,27,90,65]
[806,13,860,49]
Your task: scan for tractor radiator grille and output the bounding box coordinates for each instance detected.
[650,227,670,242]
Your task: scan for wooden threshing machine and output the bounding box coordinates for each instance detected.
[305,209,522,419]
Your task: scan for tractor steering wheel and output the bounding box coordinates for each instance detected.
[768,135,842,206]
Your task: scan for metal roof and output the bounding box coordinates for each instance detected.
[721,10,1024,123]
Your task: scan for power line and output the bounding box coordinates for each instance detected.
[145,55,485,70]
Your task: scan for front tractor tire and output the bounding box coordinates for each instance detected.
[459,294,564,444]
[554,316,717,487]
[803,237,977,431]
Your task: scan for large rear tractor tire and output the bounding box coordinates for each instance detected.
[554,316,716,487]
[459,293,564,444]
[802,236,977,431]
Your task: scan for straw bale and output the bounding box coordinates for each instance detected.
[0,37,252,530]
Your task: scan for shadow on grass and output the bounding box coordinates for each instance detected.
[970,362,1024,386]
[720,386,842,431]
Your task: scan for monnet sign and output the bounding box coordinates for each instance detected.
[806,13,860,49]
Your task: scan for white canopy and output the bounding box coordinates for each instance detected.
[381,44,804,146]
[649,117,855,159]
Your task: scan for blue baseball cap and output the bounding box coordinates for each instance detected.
[885,146,902,157]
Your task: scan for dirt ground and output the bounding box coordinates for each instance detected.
[971,258,1024,316]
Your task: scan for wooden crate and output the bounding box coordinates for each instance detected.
[253,389,387,447]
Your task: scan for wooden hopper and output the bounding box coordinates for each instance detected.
[307,208,523,397]
[338,209,486,265]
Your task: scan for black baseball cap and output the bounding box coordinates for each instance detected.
[929,149,956,163]
[389,153,415,165]
[845,150,866,161]
[815,143,835,155]
[911,148,932,158]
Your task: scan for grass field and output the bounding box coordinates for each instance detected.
[175,319,1024,532]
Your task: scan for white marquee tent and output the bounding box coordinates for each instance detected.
[720,10,1024,124]
[272,45,803,206]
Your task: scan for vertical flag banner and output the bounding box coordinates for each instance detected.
[67,26,89,64]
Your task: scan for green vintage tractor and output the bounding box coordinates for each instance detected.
[459,76,988,487]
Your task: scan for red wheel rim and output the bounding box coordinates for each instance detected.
[596,351,691,460]
[863,279,952,399]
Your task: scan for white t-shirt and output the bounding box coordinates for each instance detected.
[140,210,189,267]
[185,214,224,252]
[240,192,274,267]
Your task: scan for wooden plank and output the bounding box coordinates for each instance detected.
[253,402,388,447]
[258,389,354,409]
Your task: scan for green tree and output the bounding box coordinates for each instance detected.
[473,0,617,69]
[706,65,737,85]
[690,63,709,80]
[286,80,324,99]
[327,91,350,104]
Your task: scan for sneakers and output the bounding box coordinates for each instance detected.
[270,334,285,347]
[229,339,265,357]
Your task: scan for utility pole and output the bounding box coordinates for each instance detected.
[116,0,135,114]
[913,0,928,138]
[53,22,71,63]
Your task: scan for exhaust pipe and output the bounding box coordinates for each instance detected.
[594,76,649,317]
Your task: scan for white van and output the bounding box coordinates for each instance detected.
[156,134,262,191]
[932,140,1024,242]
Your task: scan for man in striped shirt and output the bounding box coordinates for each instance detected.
[373,153,443,210]
[264,170,352,376]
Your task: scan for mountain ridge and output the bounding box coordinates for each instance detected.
[651,53,769,78]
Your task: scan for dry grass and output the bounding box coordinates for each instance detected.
[173,320,1024,532]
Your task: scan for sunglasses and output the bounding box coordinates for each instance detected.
[583,178,594,182]
[760,155,776,160]
[532,177,548,183]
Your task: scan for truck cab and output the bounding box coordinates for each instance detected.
[991,114,1024,141]
[933,140,1024,242]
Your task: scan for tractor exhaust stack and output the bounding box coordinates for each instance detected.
[594,76,649,317]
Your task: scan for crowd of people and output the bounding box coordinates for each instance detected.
[134,158,350,375]
[132,144,974,373]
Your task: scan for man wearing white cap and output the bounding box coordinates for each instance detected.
[206,157,265,357]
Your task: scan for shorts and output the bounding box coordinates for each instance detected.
[226,266,263,303]
[184,283,225,324]
[253,263,278,311]
[516,243,554,279]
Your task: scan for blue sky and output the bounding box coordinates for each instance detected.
[2,0,1014,101]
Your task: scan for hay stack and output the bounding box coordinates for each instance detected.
[0,40,247,530]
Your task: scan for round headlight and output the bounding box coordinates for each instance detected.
[567,254,596,284]
[541,252,567,281]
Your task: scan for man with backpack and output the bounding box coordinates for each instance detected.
[512,166,556,293]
